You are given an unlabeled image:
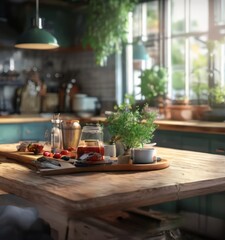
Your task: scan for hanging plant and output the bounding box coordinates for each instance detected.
[82,0,137,66]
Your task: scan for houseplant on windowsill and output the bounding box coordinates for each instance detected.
[106,102,157,163]
[190,67,211,120]
[204,85,225,121]
[138,65,168,107]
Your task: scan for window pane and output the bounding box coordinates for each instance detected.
[172,70,185,99]
[190,0,208,32]
[146,1,159,36]
[146,41,159,65]
[171,38,185,65]
[214,0,225,25]
[211,42,223,85]
[133,70,142,100]
[171,0,185,34]
[133,5,142,38]
[190,36,208,103]
[145,1,159,65]
[171,38,185,99]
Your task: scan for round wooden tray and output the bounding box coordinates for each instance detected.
[0,149,169,176]
[39,159,169,176]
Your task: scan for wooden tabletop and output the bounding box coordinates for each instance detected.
[0,144,225,218]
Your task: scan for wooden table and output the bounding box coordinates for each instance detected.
[0,144,225,218]
[1,144,225,239]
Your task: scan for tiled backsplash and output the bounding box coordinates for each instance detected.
[0,49,117,114]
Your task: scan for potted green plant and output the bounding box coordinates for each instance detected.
[138,65,168,106]
[209,85,225,107]
[106,102,157,163]
[82,0,137,66]
[205,85,225,121]
[167,71,194,121]
[191,71,210,120]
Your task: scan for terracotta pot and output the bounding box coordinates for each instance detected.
[192,105,211,120]
[167,105,193,121]
[117,154,132,164]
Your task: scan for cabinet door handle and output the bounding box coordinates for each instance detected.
[216,148,225,153]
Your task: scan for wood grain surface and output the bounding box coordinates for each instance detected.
[0,143,225,218]
[39,159,169,176]
[0,150,74,170]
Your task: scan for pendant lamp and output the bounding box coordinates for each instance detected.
[133,40,149,60]
[133,5,148,61]
[14,0,59,50]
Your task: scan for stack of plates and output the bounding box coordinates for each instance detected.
[72,94,98,117]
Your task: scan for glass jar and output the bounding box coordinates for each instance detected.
[77,124,104,161]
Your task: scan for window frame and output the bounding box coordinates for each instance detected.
[123,0,225,104]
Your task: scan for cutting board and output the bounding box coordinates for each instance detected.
[0,151,42,164]
[0,144,169,176]
[0,150,74,169]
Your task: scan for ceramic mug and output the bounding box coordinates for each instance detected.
[104,144,116,157]
[131,148,156,164]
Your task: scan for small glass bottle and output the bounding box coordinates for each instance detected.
[50,114,62,153]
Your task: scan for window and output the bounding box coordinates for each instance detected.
[127,0,225,104]
[131,1,159,100]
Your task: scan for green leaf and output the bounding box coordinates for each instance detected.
[107,103,157,150]
[82,0,137,66]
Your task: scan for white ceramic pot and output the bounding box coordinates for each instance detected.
[104,144,116,157]
[131,148,156,164]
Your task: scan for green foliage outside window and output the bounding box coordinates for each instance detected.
[146,3,158,30]
[172,71,185,91]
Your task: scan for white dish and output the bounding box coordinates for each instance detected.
[143,143,157,148]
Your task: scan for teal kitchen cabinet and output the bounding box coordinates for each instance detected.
[152,127,225,238]
[210,136,225,155]
[153,130,225,154]
[0,122,51,144]
[21,122,51,141]
[182,132,210,153]
[153,130,182,149]
[0,124,21,143]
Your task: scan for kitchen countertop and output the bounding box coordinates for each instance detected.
[155,119,225,135]
[0,114,106,124]
[0,115,224,135]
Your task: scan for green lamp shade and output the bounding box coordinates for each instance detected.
[133,41,149,60]
[15,27,59,50]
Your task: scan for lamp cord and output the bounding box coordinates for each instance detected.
[36,0,39,27]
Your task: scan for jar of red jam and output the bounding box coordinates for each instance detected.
[77,124,104,161]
